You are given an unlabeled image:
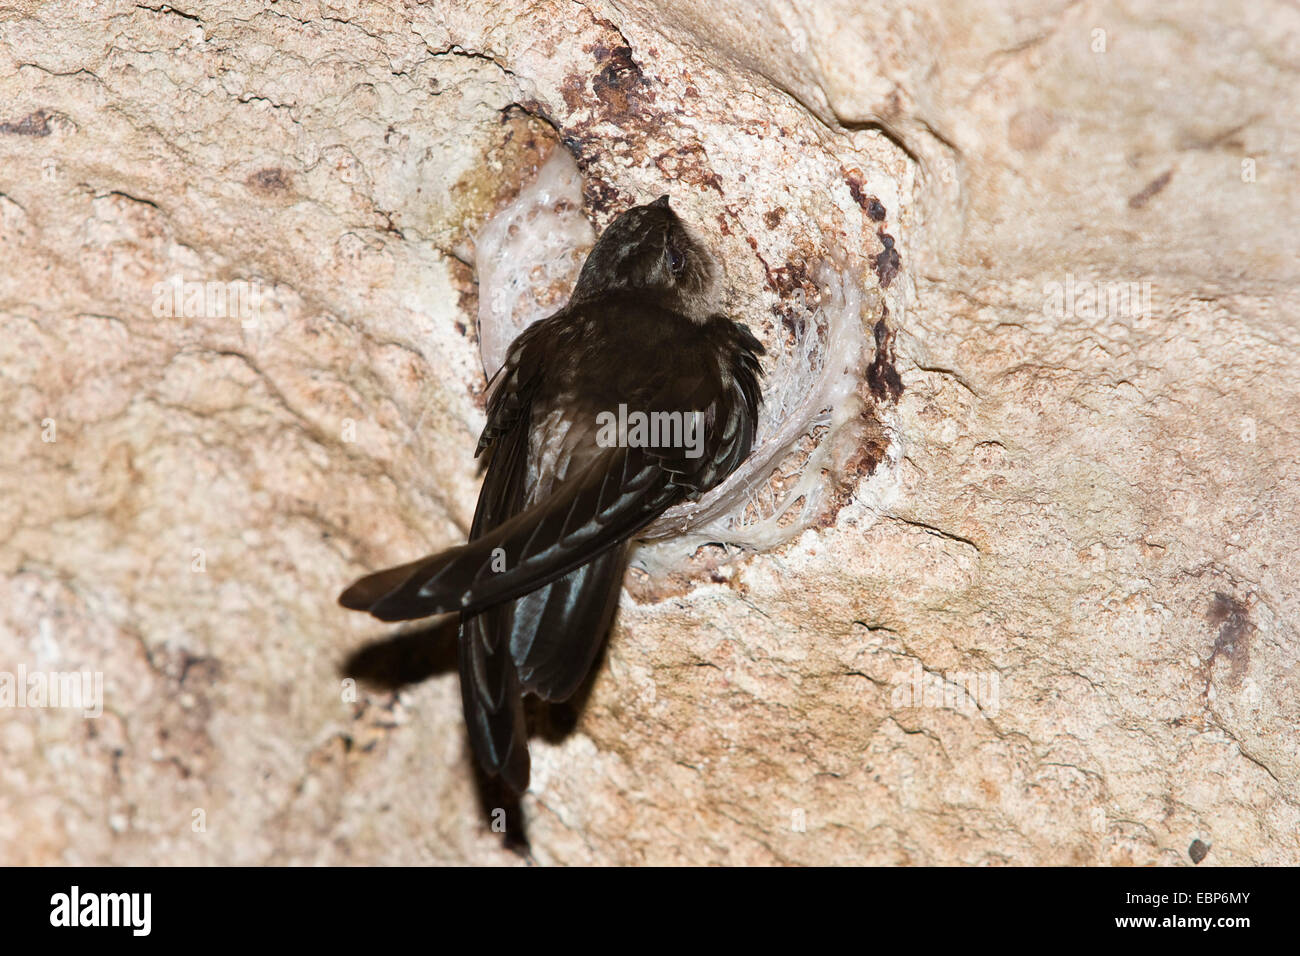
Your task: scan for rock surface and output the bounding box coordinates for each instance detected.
[1,0,1296,865]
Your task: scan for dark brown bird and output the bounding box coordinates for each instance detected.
[339,195,764,791]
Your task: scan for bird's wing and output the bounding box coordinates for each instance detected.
[458,405,533,790]
[449,320,551,791]
[689,315,765,492]
[338,333,738,621]
[340,315,766,624]
[503,316,764,703]
[494,541,629,702]
[340,440,675,620]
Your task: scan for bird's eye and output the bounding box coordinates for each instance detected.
[667,242,686,276]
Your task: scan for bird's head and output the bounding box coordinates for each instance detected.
[570,195,721,321]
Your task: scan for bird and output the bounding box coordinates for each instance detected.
[339,194,765,792]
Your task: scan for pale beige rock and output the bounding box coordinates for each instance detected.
[0,0,1295,865]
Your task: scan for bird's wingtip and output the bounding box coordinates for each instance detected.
[337,582,371,611]
[338,557,431,616]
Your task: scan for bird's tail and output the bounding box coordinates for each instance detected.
[337,449,669,622]
[458,605,530,791]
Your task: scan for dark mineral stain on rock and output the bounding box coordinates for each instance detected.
[1206,591,1252,686]
[560,24,727,216]
[0,109,52,136]
[559,37,665,213]
[768,255,813,300]
[560,74,587,112]
[1188,839,1210,864]
[1007,107,1059,153]
[763,207,786,229]
[575,167,625,217]
[872,230,901,288]
[844,167,871,210]
[454,107,567,229]
[842,168,889,221]
[867,315,904,403]
[819,404,892,528]
[653,142,723,194]
[247,167,291,193]
[589,44,651,118]
[1128,169,1173,209]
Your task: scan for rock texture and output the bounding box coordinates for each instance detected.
[1,0,1296,865]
